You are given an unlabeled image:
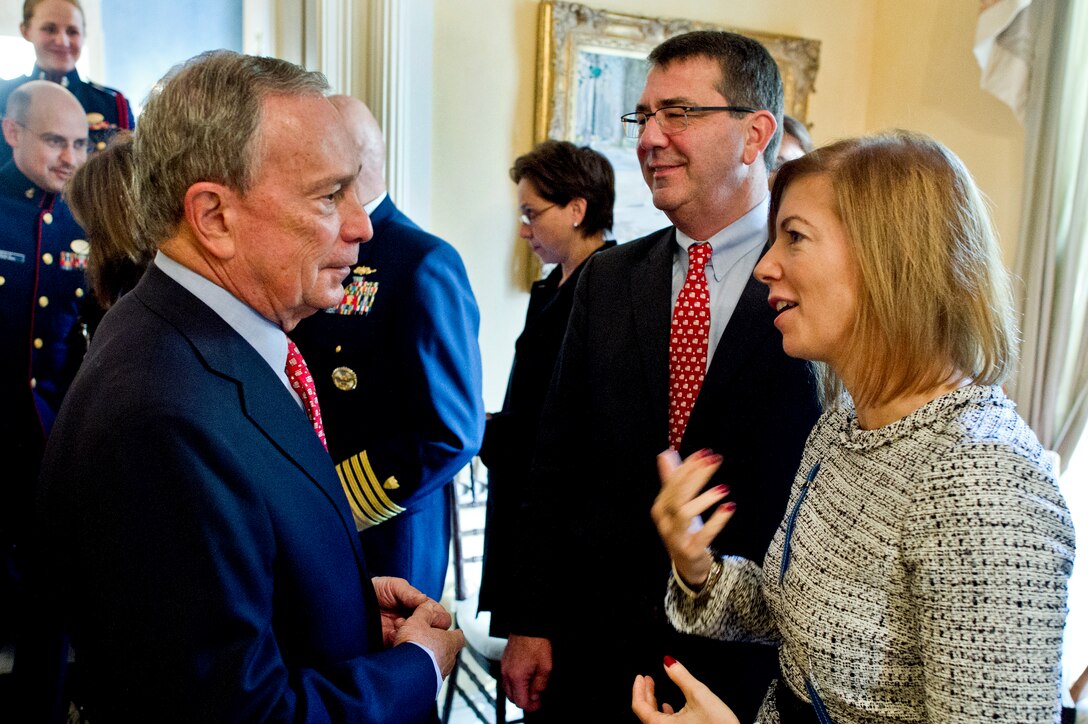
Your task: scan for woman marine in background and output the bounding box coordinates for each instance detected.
[634,131,1075,723]
[0,0,134,167]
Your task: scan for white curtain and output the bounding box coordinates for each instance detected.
[1008,0,1088,469]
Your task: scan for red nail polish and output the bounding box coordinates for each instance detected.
[713,484,730,495]
[720,502,737,513]
[664,655,677,668]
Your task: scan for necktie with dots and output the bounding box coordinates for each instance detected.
[668,242,712,451]
[286,339,327,450]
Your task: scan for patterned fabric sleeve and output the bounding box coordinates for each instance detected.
[906,442,1075,722]
[665,556,780,645]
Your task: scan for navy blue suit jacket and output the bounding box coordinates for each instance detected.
[509,226,821,722]
[36,264,437,722]
[291,195,484,600]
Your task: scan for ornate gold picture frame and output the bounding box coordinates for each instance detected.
[530,1,821,263]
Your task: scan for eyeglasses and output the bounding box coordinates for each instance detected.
[14,121,88,153]
[620,105,758,139]
[519,204,556,225]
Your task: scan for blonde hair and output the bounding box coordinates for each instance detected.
[769,130,1017,408]
[22,0,84,27]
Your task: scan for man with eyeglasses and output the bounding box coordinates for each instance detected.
[0,79,89,674]
[501,31,821,722]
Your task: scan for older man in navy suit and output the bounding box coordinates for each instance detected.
[35,51,463,722]
[291,96,484,603]
[500,31,821,723]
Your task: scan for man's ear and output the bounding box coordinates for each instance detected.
[2,118,21,148]
[742,111,778,167]
[184,182,237,260]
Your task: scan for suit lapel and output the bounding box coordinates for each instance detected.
[685,273,776,437]
[136,266,364,551]
[630,229,676,427]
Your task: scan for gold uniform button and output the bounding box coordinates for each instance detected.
[75,288,84,298]
[335,345,342,353]
[0,276,5,286]
[34,338,43,349]
[42,252,54,265]
[96,141,107,150]
[331,366,357,391]
[24,188,34,199]
[42,212,53,225]
[30,378,37,389]
[39,296,49,307]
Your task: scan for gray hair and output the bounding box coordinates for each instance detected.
[133,50,329,246]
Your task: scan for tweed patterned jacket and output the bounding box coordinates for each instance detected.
[668,384,1075,723]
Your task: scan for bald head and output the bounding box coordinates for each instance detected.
[3,80,88,192]
[329,94,386,203]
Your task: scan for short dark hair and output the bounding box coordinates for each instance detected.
[781,114,814,153]
[649,30,784,168]
[510,140,615,237]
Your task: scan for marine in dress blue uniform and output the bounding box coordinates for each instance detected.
[0,65,134,167]
[0,158,88,637]
[291,193,485,602]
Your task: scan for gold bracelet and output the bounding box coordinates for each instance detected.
[671,555,717,598]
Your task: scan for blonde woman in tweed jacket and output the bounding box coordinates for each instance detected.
[633,131,1076,724]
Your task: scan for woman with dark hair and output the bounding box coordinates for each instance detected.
[0,0,134,167]
[477,140,616,635]
[633,131,1075,723]
[774,115,814,171]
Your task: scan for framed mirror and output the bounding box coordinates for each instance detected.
[529,1,820,276]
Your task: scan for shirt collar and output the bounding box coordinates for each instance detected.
[364,191,388,216]
[154,250,290,381]
[674,196,771,282]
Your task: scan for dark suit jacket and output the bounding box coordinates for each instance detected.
[477,242,613,635]
[35,264,438,722]
[291,195,484,601]
[509,227,821,722]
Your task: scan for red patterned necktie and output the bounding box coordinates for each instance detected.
[668,242,712,451]
[285,340,327,450]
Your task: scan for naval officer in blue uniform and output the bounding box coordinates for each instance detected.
[291,96,484,602]
[0,0,134,168]
[0,80,88,647]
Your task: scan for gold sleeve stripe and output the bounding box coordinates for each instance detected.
[350,454,400,520]
[359,451,407,516]
[336,458,384,529]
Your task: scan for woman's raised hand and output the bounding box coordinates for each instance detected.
[651,449,735,587]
